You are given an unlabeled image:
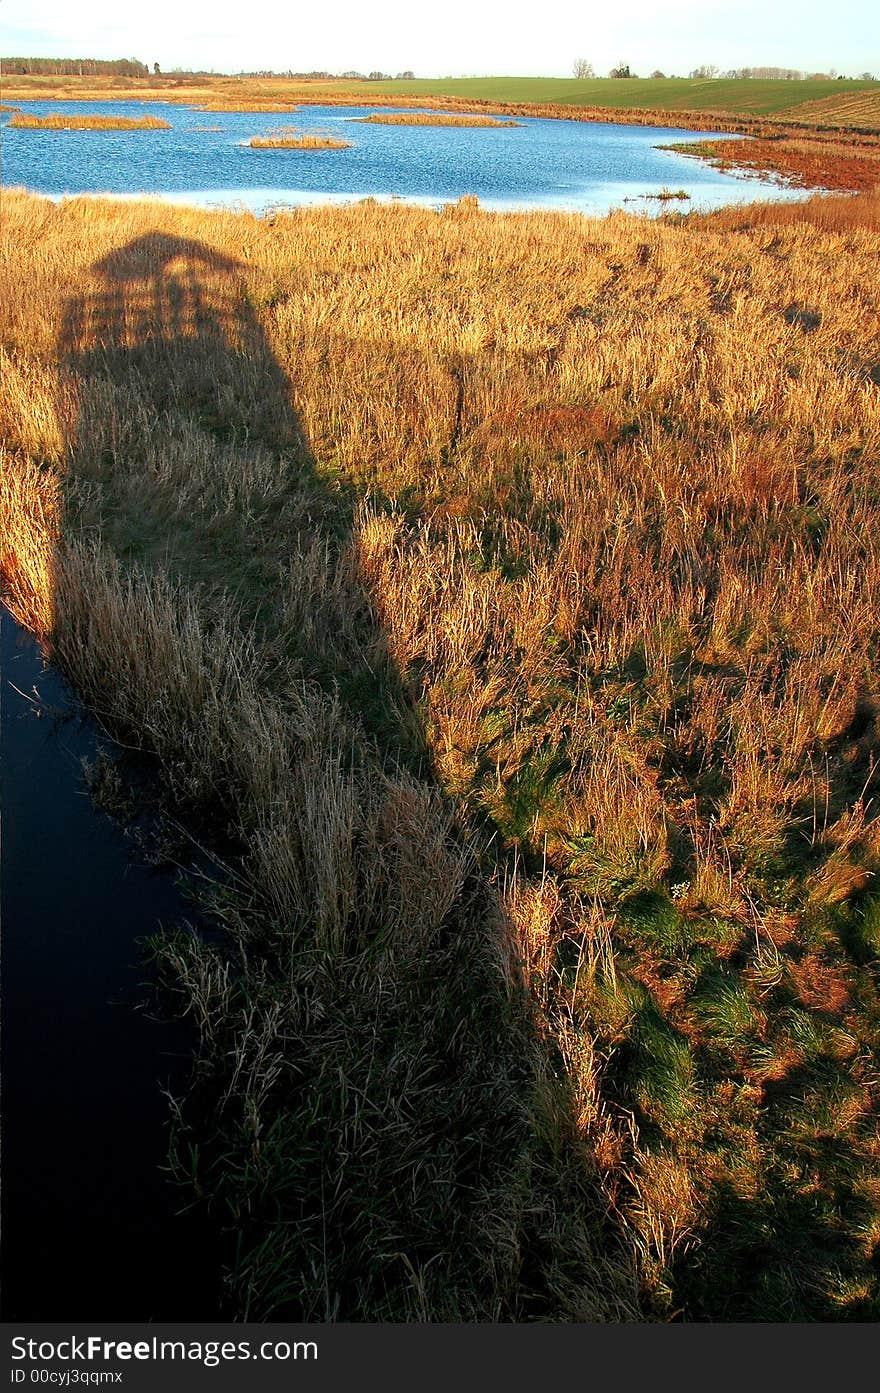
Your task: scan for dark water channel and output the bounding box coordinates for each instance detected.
[0,603,221,1319]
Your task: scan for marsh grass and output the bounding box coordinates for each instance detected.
[199,101,298,113]
[357,113,521,127]
[2,184,879,1321]
[248,128,351,150]
[663,135,880,193]
[8,112,172,130]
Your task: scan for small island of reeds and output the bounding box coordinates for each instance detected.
[357,112,521,127]
[248,127,351,149]
[9,112,171,131]
[644,187,691,201]
[199,100,297,113]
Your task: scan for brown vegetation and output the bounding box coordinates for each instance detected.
[8,112,171,131]
[701,186,880,232]
[357,112,521,127]
[199,101,298,113]
[248,128,351,149]
[667,134,880,193]
[2,185,879,1321]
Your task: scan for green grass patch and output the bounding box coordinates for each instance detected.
[628,1005,699,1135]
[339,76,879,117]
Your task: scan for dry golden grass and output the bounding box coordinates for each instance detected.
[357,112,520,127]
[248,128,351,149]
[667,134,880,193]
[8,112,171,130]
[2,185,879,1321]
[199,100,298,113]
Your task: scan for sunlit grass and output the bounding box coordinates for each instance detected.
[2,183,879,1323]
[248,127,351,149]
[357,112,521,127]
[8,111,171,130]
[662,135,880,192]
[198,100,298,112]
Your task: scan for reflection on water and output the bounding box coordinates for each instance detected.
[1,99,810,216]
[0,604,221,1319]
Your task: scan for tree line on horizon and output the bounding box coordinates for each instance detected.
[241,69,417,80]
[575,58,875,81]
[2,57,151,77]
[4,56,875,84]
[0,58,417,82]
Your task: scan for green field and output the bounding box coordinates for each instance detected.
[4,69,879,129]
[326,76,879,117]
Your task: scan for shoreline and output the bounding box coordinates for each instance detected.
[11,177,816,221]
[4,86,877,195]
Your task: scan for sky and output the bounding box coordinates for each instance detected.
[2,0,877,78]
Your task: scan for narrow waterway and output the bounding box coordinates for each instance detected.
[0,603,221,1319]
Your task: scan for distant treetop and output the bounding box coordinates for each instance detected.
[2,57,149,77]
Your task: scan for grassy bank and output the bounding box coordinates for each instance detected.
[664,136,880,193]
[1,187,879,1321]
[2,73,878,120]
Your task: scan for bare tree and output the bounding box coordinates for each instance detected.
[573,58,595,79]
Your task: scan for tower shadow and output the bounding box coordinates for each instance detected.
[10,226,537,1322]
[59,233,303,451]
[1,211,659,1322]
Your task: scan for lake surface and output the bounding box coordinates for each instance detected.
[0,604,221,1319]
[1,99,807,216]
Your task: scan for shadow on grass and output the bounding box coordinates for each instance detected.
[671,1175,879,1321]
[39,229,637,1321]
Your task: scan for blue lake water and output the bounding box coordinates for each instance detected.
[1,99,807,216]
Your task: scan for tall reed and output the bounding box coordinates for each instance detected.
[2,184,878,1321]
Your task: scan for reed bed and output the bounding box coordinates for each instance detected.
[628,187,690,202]
[1,185,879,1323]
[199,101,297,113]
[664,136,880,192]
[357,112,521,127]
[8,112,171,131]
[248,128,351,150]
